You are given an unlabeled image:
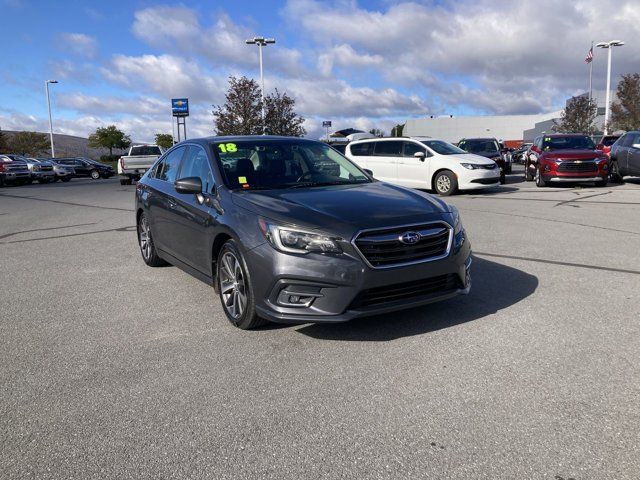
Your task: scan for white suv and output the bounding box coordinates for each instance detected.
[345,137,501,196]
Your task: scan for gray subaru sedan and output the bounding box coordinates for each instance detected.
[135,136,471,329]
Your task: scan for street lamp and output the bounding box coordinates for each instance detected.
[45,79,58,157]
[245,36,275,134]
[596,40,624,135]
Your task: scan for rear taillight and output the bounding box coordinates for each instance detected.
[119,157,124,169]
[0,163,5,172]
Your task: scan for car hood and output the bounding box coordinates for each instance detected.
[467,151,501,159]
[231,181,453,237]
[446,153,496,164]
[542,150,600,160]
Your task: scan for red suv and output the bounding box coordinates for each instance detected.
[525,134,609,187]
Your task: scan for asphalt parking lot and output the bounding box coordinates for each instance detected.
[1,167,639,479]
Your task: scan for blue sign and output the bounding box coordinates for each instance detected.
[172,98,189,117]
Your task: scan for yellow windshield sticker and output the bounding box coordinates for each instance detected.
[218,143,238,153]
[238,176,247,184]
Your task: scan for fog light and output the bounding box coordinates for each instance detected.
[276,285,324,308]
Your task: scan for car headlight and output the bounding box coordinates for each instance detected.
[448,206,467,252]
[449,206,462,231]
[460,163,482,170]
[258,218,342,254]
[32,165,40,171]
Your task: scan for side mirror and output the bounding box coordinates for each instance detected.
[363,168,373,176]
[414,151,426,161]
[175,176,202,194]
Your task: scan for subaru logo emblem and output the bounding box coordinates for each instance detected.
[399,231,421,244]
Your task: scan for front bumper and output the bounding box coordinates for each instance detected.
[31,171,55,179]
[1,172,30,182]
[246,237,472,324]
[458,168,501,190]
[543,173,607,183]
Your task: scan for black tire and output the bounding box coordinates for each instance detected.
[90,169,101,180]
[0,176,4,188]
[499,170,506,184]
[535,167,547,187]
[505,164,512,174]
[595,177,608,187]
[137,214,167,267]
[610,161,624,183]
[25,179,33,185]
[433,170,458,196]
[120,179,130,186]
[217,239,267,330]
[61,177,71,182]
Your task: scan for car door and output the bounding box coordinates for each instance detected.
[74,159,90,176]
[169,144,219,274]
[369,140,401,183]
[612,134,630,172]
[346,141,373,170]
[396,141,430,188]
[149,146,188,259]
[625,133,640,174]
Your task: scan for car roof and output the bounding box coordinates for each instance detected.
[459,137,498,141]
[539,133,590,138]
[186,135,319,144]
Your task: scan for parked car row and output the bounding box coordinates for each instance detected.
[0,155,115,187]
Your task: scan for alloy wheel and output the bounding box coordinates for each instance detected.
[219,252,247,320]
[436,174,451,194]
[138,216,152,261]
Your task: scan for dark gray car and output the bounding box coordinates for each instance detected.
[610,131,640,182]
[135,136,472,329]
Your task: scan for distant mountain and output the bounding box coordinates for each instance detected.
[3,131,129,160]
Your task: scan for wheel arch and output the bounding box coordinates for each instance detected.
[431,168,456,190]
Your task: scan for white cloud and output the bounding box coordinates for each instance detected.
[58,33,98,58]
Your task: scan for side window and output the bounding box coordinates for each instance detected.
[349,142,372,156]
[179,145,215,192]
[149,158,164,179]
[628,133,640,147]
[373,141,402,157]
[403,142,426,157]
[458,141,466,150]
[158,147,185,183]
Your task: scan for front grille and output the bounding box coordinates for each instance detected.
[7,164,28,172]
[480,163,497,170]
[40,165,53,171]
[349,273,462,309]
[557,161,597,173]
[354,223,451,268]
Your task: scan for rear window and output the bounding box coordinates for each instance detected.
[349,142,373,156]
[130,145,162,156]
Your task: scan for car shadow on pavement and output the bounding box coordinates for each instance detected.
[295,256,538,342]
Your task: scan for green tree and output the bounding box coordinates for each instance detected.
[7,131,50,156]
[154,133,174,149]
[264,89,306,137]
[610,73,640,132]
[390,123,404,137]
[88,125,131,157]
[556,96,597,134]
[0,128,8,153]
[213,76,263,135]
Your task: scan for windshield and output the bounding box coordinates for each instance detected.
[213,139,371,190]
[462,140,500,153]
[542,136,595,151]
[421,140,467,155]
[601,136,618,146]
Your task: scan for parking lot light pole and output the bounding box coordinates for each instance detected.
[596,40,624,135]
[45,79,58,157]
[245,36,275,134]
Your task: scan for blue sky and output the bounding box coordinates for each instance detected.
[1,0,638,141]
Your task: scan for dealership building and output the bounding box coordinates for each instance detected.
[403,90,616,146]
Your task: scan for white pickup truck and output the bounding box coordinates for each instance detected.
[118,145,165,185]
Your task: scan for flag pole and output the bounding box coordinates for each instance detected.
[588,41,593,103]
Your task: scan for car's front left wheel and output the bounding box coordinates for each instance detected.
[90,169,101,180]
[217,240,267,330]
[433,170,457,196]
